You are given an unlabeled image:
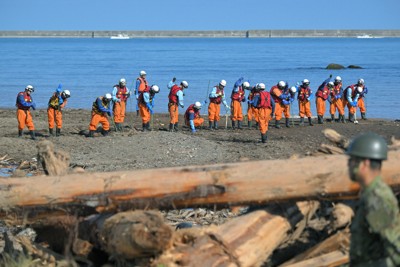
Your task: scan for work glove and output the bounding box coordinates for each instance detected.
[31,102,36,110]
[351,101,357,107]
[306,97,311,102]
[282,100,290,105]
[107,111,113,117]
[241,98,246,102]
[289,98,294,103]
[335,95,341,99]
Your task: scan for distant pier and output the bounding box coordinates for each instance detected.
[0,30,399,38]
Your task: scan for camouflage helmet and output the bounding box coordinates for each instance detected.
[346,133,388,160]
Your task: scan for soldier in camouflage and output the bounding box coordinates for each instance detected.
[347,133,400,267]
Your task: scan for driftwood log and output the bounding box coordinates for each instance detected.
[0,151,400,220]
[154,201,319,267]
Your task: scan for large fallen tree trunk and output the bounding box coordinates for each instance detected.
[154,201,319,267]
[0,151,399,218]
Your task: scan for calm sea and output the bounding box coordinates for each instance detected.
[1,38,399,119]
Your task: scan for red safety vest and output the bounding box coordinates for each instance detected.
[209,86,223,104]
[270,85,283,104]
[316,85,330,100]
[16,91,32,110]
[298,86,311,102]
[184,104,200,122]
[115,85,128,101]
[253,91,272,109]
[137,77,148,93]
[231,86,245,102]
[168,85,182,104]
[331,83,342,97]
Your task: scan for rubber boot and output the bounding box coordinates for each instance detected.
[340,114,345,123]
[115,123,120,132]
[56,128,61,137]
[18,130,23,138]
[29,130,36,140]
[349,113,354,122]
[299,117,305,126]
[169,123,174,132]
[275,119,281,129]
[285,118,290,128]
[238,121,243,129]
[49,128,54,136]
[317,115,323,124]
[208,121,214,130]
[88,130,94,137]
[255,122,259,130]
[142,123,146,132]
[330,114,335,123]
[232,120,236,130]
[214,121,219,130]
[261,133,268,143]
[308,117,314,126]
[248,121,252,129]
[361,112,367,120]
[101,129,109,136]
[173,123,178,132]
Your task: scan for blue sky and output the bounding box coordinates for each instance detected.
[1,0,399,30]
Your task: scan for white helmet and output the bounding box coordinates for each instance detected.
[358,78,365,85]
[335,76,342,83]
[302,79,310,86]
[357,86,363,93]
[181,81,189,88]
[119,78,126,85]
[242,81,250,89]
[139,70,146,76]
[62,90,71,98]
[327,82,334,88]
[219,80,227,87]
[278,81,286,89]
[290,86,297,93]
[25,85,34,92]
[151,85,160,93]
[194,101,202,110]
[258,83,266,90]
[104,93,112,100]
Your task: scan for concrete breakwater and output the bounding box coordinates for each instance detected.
[0,30,400,38]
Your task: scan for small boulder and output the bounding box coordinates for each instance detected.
[348,65,363,69]
[326,63,345,69]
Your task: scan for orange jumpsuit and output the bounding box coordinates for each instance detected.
[47,93,67,129]
[230,85,245,121]
[315,85,330,116]
[113,85,129,124]
[16,91,35,131]
[270,86,290,120]
[329,83,344,115]
[253,91,274,135]
[89,97,111,131]
[168,85,183,124]
[344,84,366,115]
[208,86,227,122]
[185,104,204,127]
[247,88,258,123]
[298,86,312,118]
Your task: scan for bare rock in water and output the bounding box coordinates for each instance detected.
[326,63,345,69]
[347,64,363,69]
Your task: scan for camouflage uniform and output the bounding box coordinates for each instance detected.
[350,176,400,266]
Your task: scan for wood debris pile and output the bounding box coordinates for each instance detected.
[0,132,399,266]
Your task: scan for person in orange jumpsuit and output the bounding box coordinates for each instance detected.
[167,80,189,132]
[297,79,314,126]
[249,83,275,143]
[88,93,113,137]
[112,78,130,131]
[315,77,332,124]
[329,76,345,123]
[138,85,160,131]
[184,102,204,133]
[135,70,148,116]
[246,84,258,129]
[270,81,293,128]
[47,84,71,136]
[230,78,249,129]
[16,85,37,140]
[343,78,368,122]
[208,80,230,130]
